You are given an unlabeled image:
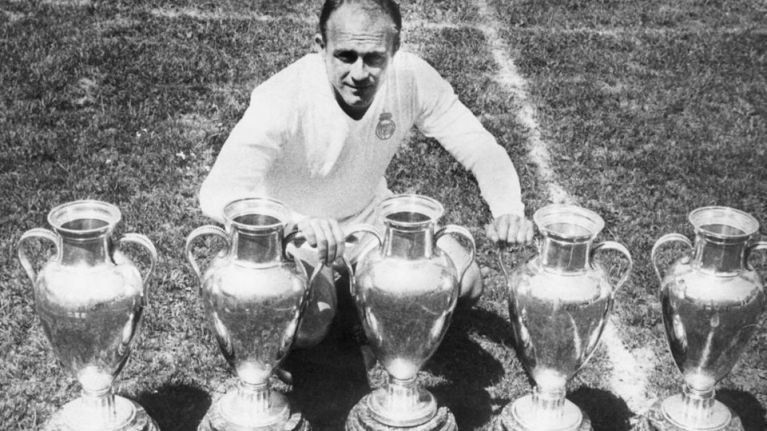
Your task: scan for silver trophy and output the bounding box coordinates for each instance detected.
[496,204,632,431]
[344,194,476,431]
[186,198,321,431]
[647,206,766,431]
[17,200,159,431]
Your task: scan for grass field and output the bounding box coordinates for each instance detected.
[1,0,766,430]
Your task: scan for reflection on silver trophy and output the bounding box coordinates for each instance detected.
[345,194,475,431]
[17,200,159,431]
[496,204,632,431]
[186,198,320,431]
[647,206,766,431]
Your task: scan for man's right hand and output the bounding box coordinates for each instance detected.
[295,217,345,265]
[486,213,534,246]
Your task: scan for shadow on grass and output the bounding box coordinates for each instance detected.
[136,383,211,431]
[282,270,371,430]
[717,389,767,431]
[427,306,513,429]
[569,387,632,431]
[282,274,514,430]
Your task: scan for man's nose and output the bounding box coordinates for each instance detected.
[349,58,369,81]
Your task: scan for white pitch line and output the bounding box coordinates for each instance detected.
[474,0,655,416]
[474,0,569,205]
[601,321,656,414]
[144,9,764,37]
[149,7,315,24]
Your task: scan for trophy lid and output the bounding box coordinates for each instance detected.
[689,206,759,241]
[224,197,290,233]
[533,204,604,242]
[48,200,121,238]
[379,194,444,229]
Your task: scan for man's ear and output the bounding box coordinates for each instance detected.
[314,33,325,52]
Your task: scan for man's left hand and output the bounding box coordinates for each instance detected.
[486,213,534,246]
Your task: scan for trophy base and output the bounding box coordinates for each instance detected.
[644,398,744,431]
[369,385,439,427]
[198,391,310,431]
[494,396,592,431]
[42,395,159,431]
[345,396,457,431]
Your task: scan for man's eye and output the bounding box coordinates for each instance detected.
[336,52,357,63]
[365,54,386,67]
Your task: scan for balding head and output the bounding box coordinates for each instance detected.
[319,0,401,53]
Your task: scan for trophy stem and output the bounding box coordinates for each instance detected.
[653,384,735,430]
[647,384,739,430]
[680,385,716,423]
[81,387,118,423]
[386,376,420,411]
[500,385,586,430]
[56,386,137,430]
[364,375,439,427]
[236,380,272,414]
[204,379,293,429]
[531,386,567,417]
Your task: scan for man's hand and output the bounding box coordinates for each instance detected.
[486,213,534,246]
[295,217,345,265]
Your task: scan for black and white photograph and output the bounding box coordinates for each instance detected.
[1,0,766,430]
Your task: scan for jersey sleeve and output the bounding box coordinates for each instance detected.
[411,55,525,218]
[199,80,292,223]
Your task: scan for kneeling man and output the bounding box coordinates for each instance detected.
[199,0,533,348]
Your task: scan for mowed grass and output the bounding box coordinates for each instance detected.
[1,0,766,430]
[493,0,767,429]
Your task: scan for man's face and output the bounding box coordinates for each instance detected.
[318,3,398,118]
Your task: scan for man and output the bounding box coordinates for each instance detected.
[200,0,533,348]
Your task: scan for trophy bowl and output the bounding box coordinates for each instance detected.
[496,204,632,431]
[17,200,159,431]
[647,206,766,431]
[186,198,319,431]
[345,194,475,431]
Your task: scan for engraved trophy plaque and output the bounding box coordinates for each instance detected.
[345,194,476,431]
[17,200,159,431]
[647,206,766,431]
[496,204,632,431]
[186,198,321,431]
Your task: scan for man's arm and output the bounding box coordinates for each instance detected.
[199,91,285,224]
[409,54,534,245]
[411,56,528,220]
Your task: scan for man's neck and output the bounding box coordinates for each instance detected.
[334,91,369,121]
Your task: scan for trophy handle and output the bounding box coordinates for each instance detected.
[494,244,534,286]
[591,240,634,292]
[282,230,326,302]
[495,246,510,286]
[344,224,383,250]
[17,228,60,284]
[745,240,767,271]
[117,233,158,289]
[436,225,477,285]
[185,225,231,283]
[651,233,692,282]
[343,224,383,295]
[339,255,356,299]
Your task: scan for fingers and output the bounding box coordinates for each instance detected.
[485,221,499,243]
[297,218,344,264]
[490,214,535,246]
[297,219,318,247]
[328,220,345,261]
[495,214,511,245]
[516,217,534,245]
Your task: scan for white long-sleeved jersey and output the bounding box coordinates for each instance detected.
[200,51,524,226]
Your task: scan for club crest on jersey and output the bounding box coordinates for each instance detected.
[376,112,396,140]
